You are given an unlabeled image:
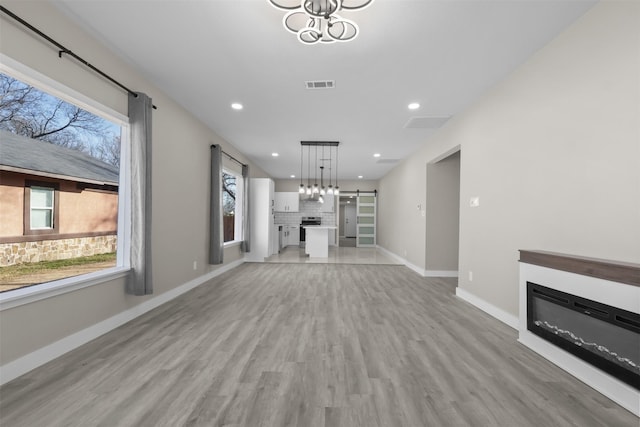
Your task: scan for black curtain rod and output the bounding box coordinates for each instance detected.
[212,145,247,167]
[0,6,157,110]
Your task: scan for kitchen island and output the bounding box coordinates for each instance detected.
[303,225,337,258]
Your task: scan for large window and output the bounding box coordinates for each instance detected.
[0,64,128,294]
[222,169,243,244]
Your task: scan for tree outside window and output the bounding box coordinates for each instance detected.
[222,172,236,242]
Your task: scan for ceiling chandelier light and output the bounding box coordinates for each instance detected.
[268,0,374,45]
[300,141,339,200]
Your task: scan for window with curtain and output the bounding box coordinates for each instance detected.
[0,68,128,293]
[222,169,243,244]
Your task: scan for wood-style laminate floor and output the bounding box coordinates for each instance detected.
[0,263,636,426]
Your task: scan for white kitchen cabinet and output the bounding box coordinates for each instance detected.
[247,178,276,262]
[285,225,300,246]
[274,192,299,212]
[320,195,335,213]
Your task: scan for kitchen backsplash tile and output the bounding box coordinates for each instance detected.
[274,200,336,226]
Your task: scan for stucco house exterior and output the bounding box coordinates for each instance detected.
[0,130,119,267]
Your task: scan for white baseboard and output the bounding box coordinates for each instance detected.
[456,287,519,330]
[376,246,460,279]
[425,270,459,277]
[0,259,244,386]
[376,246,426,276]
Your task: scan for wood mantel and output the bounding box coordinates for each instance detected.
[519,250,640,287]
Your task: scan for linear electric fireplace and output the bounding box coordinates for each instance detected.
[519,250,640,416]
[527,282,640,389]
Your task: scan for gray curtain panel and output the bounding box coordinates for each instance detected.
[126,92,153,295]
[209,145,224,264]
[241,164,251,253]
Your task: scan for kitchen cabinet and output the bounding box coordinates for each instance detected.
[247,178,276,262]
[304,226,337,257]
[274,192,299,212]
[320,195,335,213]
[284,225,300,246]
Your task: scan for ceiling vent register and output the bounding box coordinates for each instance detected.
[305,80,335,89]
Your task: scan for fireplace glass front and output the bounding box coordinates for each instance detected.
[527,282,640,389]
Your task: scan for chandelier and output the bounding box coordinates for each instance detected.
[268,0,374,44]
[299,141,340,202]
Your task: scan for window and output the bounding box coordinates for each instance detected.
[23,182,59,235]
[30,187,54,229]
[0,61,129,295]
[222,169,243,244]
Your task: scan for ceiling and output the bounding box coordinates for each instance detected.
[55,0,596,181]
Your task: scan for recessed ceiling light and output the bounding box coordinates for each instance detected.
[358,175,363,179]
[231,103,243,110]
[373,153,381,158]
[408,102,420,110]
[290,174,295,178]
[272,152,279,157]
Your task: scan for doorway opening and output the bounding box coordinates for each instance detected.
[338,191,377,247]
[425,148,461,277]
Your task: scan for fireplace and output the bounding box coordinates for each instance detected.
[527,282,640,390]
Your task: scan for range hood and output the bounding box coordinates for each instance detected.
[300,193,323,203]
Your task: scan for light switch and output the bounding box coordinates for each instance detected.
[469,197,480,207]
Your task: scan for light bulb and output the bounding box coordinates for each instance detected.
[318,195,324,203]
[313,184,319,194]
[320,187,326,196]
[334,186,340,195]
[299,184,305,194]
[327,186,334,195]
[306,186,312,195]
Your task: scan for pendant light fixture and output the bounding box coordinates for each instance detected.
[320,145,326,196]
[334,144,340,195]
[306,146,312,195]
[299,144,305,194]
[312,145,319,194]
[326,144,334,195]
[299,141,339,199]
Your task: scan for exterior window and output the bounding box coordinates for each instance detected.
[222,170,243,244]
[0,67,128,294]
[30,186,54,229]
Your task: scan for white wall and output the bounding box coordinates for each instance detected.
[378,1,640,316]
[0,1,268,366]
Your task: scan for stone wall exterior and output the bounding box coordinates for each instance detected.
[0,235,117,267]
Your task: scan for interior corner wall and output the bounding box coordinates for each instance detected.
[0,1,268,368]
[378,1,640,317]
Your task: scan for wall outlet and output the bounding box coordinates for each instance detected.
[193,261,197,270]
[468,271,473,281]
[469,197,480,207]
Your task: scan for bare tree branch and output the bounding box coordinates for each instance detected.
[0,73,120,167]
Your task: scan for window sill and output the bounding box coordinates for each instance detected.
[224,241,243,248]
[0,266,131,311]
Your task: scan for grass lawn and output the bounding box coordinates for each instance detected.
[0,253,117,292]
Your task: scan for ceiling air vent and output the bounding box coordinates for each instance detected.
[305,80,335,89]
[404,116,451,129]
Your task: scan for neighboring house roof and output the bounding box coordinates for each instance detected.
[0,130,119,186]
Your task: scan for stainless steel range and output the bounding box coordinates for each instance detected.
[300,216,321,247]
